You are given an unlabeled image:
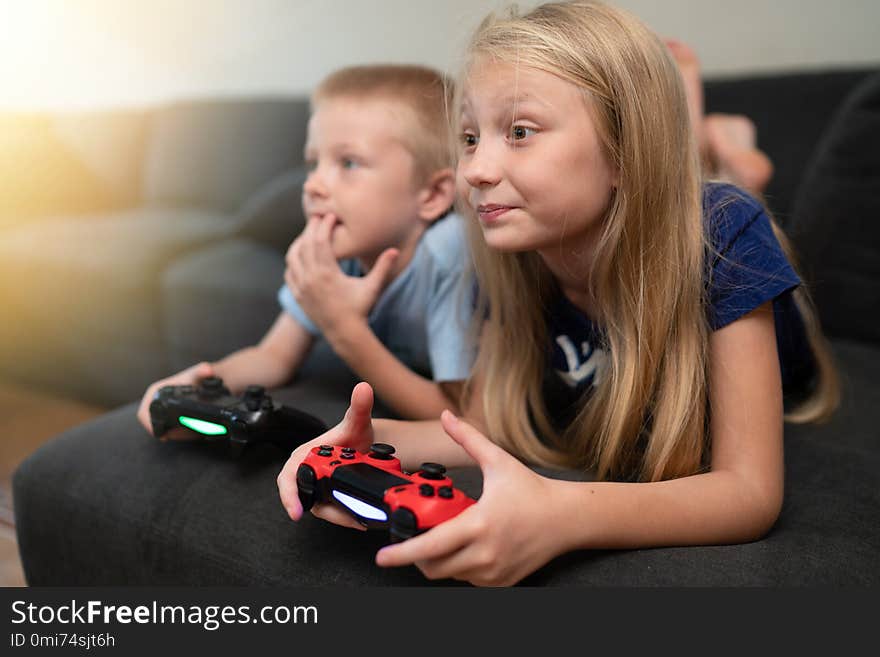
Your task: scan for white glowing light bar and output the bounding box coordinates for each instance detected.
[332,490,388,522]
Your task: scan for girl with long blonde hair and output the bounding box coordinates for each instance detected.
[278,0,839,586]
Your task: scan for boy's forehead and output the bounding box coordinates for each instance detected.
[307,95,417,144]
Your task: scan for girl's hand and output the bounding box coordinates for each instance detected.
[284,214,398,337]
[276,382,378,531]
[136,361,216,438]
[375,411,567,587]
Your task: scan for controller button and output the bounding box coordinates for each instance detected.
[201,377,223,390]
[369,443,396,459]
[245,398,261,411]
[419,484,435,497]
[317,448,333,457]
[419,463,446,480]
[319,445,333,450]
[330,460,341,466]
[179,385,194,394]
[340,452,355,460]
[341,447,355,454]
[438,486,454,499]
[245,385,265,397]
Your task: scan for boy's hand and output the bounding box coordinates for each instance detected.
[136,361,216,437]
[277,382,377,531]
[284,214,398,337]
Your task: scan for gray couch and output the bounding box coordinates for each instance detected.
[10,68,880,585]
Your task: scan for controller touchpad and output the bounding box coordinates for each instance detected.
[331,464,411,519]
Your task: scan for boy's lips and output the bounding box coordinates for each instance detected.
[476,204,515,223]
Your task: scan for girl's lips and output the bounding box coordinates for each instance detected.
[477,204,515,223]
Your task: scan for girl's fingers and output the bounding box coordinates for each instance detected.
[310,503,368,531]
[375,507,477,568]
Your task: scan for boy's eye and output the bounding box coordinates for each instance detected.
[460,132,478,148]
[341,157,359,169]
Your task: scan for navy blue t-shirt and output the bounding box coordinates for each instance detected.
[543,183,816,426]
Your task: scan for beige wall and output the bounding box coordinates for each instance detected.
[1,0,878,110]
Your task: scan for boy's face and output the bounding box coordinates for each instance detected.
[302,97,426,265]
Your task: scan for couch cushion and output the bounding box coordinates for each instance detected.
[788,71,880,343]
[0,208,237,404]
[162,239,285,371]
[143,98,309,212]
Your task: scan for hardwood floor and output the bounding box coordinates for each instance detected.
[0,380,107,586]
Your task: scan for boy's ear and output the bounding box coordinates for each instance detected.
[417,167,456,223]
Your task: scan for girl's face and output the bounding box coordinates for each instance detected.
[457,60,618,258]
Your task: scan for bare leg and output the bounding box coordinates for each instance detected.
[665,39,773,195]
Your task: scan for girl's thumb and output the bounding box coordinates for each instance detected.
[440,410,502,469]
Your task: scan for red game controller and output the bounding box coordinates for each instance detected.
[296,443,475,542]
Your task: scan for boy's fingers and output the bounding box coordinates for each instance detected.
[341,382,375,437]
[364,248,399,294]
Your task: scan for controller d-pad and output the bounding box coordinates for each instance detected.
[419,484,435,497]
[438,486,454,499]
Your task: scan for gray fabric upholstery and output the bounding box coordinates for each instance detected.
[163,239,286,371]
[143,99,310,212]
[789,72,880,343]
[232,166,309,252]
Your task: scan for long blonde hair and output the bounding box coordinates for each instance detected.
[455,1,839,482]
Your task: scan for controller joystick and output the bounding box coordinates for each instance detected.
[296,444,475,543]
[149,376,327,456]
[368,443,396,460]
[418,462,446,480]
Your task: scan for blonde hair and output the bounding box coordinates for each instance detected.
[313,64,453,182]
[456,1,839,482]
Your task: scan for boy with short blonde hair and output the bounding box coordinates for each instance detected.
[138,64,472,429]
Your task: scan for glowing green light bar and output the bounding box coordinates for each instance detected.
[178,416,227,436]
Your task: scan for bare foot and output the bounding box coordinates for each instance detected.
[704,114,774,195]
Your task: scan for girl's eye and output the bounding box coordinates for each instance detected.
[510,125,535,141]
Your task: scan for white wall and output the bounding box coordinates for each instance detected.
[1,0,878,110]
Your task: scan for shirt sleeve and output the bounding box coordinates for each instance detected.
[425,266,477,382]
[706,189,801,331]
[277,284,320,335]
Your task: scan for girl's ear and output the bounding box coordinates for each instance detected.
[417,167,457,223]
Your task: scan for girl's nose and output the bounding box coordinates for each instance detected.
[460,143,502,188]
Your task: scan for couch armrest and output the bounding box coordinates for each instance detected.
[0,110,147,227]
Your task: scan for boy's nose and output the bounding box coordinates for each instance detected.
[460,144,502,189]
[302,169,328,199]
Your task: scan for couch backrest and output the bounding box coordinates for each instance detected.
[142,97,310,212]
[788,70,880,344]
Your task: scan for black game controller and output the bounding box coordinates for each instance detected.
[149,376,327,456]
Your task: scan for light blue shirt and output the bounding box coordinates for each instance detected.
[277,213,475,382]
